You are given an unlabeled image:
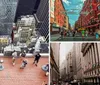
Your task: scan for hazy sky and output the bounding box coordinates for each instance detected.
[60,43,73,66]
[62,0,85,27]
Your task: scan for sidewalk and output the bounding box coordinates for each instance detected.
[0,57,48,85]
[51,34,61,41]
[0,53,49,58]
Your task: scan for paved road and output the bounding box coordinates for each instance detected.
[56,36,97,41]
[51,34,61,41]
[0,57,48,85]
[51,34,99,41]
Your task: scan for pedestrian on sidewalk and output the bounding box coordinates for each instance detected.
[67,31,69,37]
[64,31,66,37]
[20,59,28,69]
[81,30,85,38]
[42,81,47,85]
[45,64,49,76]
[20,51,28,69]
[12,50,17,66]
[85,30,88,37]
[78,82,80,85]
[42,63,49,76]
[95,30,99,40]
[60,30,63,39]
[33,52,41,66]
[20,51,26,61]
[73,30,75,37]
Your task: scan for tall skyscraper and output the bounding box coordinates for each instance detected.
[34,0,49,41]
[0,0,18,35]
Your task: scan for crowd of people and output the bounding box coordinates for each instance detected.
[10,50,49,76]
[60,29,100,40]
[12,51,41,66]
[12,50,48,68]
[0,50,49,84]
[60,30,85,38]
[11,50,49,85]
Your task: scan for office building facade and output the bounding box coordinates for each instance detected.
[0,0,18,35]
[81,43,100,84]
[34,0,49,42]
[50,43,60,85]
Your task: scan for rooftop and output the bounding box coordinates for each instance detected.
[0,57,48,85]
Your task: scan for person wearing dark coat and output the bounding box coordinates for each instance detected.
[33,53,41,66]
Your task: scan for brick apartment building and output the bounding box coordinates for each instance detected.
[50,0,68,34]
[75,0,100,33]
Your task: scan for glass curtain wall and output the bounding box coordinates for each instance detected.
[0,0,18,35]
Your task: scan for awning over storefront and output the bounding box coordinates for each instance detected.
[63,27,67,31]
[52,23,60,28]
[78,28,85,31]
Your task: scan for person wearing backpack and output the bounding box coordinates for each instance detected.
[12,50,17,66]
[20,51,28,69]
[20,59,28,69]
[20,51,26,61]
[21,51,26,58]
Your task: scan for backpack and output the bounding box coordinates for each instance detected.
[21,53,26,57]
[35,54,41,59]
[23,60,27,65]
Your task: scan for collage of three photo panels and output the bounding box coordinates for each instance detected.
[50,0,100,85]
[0,0,99,85]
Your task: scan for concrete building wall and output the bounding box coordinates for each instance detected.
[51,43,60,67]
[50,0,55,23]
[81,43,100,84]
[50,43,60,85]
[72,45,77,75]
[66,43,84,82]
[54,0,65,27]
[65,16,69,30]
[35,0,49,40]
[60,60,67,81]
[0,0,18,35]
[73,43,84,81]
[66,51,74,81]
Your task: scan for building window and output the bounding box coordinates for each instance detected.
[90,5,92,10]
[90,12,92,16]
[98,5,100,10]
[95,0,98,3]
[89,0,92,3]
[98,0,100,2]
[98,14,100,20]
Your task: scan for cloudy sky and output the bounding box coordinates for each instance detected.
[60,43,73,66]
[62,0,86,27]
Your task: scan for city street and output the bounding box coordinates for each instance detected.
[50,43,100,85]
[0,57,48,85]
[51,34,97,41]
[55,36,96,41]
[50,0,100,42]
